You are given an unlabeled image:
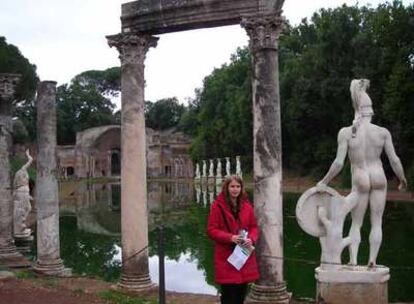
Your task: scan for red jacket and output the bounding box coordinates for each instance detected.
[207,192,259,284]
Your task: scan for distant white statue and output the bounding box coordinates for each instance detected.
[13,149,33,238]
[202,160,207,178]
[216,158,222,178]
[195,183,201,203]
[195,163,201,179]
[317,79,407,267]
[236,155,242,178]
[225,157,231,177]
[208,159,214,177]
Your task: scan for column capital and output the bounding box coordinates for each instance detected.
[0,73,21,101]
[241,12,285,53]
[106,33,158,65]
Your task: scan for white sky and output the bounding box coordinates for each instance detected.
[0,0,410,107]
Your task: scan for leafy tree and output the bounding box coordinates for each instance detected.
[0,37,39,142]
[190,47,252,168]
[145,97,185,130]
[56,77,116,144]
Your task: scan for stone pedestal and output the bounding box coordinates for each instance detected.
[107,33,158,291]
[34,81,71,277]
[316,266,389,304]
[242,13,290,304]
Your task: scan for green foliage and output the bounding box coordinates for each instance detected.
[10,155,36,180]
[0,36,38,102]
[72,67,121,97]
[0,37,39,142]
[188,1,414,176]
[56,71,118,144]
[190,47,252,167]
[99,290,157,304]
[145,97,185,130]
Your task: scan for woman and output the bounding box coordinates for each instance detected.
[207,175,259,304]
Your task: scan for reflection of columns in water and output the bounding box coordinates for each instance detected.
[194,183,201,204]
[242,13,290,302]
[202,184,207,207]
[107,33,157,291]
[0,73,24,261]
[34,81,70,276]
[215,183,222,197]
[208,183,215,204]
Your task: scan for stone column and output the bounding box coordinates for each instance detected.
[242,13,290,303]
[107,33,158,291]
[0,73,27,265]
[34,81,70,276]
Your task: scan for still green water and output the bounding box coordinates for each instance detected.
[55,181,414,302]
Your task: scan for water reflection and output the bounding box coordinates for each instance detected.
[57,181,414,302]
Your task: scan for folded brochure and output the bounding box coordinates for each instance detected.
[227,244,254,270]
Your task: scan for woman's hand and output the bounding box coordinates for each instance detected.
[231,235,241,244]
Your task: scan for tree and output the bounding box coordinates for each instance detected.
[145,97,185,130]
[56,76,117,144]
[0,36,39,142]
[190,47,252,169]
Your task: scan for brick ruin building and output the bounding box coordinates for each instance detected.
[56,125,193,179]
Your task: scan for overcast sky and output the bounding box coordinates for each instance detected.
[1,0,410,106]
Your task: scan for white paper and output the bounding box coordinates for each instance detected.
[227,244,253,270]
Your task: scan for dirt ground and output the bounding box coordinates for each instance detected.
[0,274,220,304]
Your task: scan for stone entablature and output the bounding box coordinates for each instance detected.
[121,0,284,34]
[56,125,193,179]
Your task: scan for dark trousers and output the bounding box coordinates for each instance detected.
[220,283,247,304]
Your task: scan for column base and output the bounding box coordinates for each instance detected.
[118,272,156,291]
[0,242,30,268]
[316,265,389,304]
[34,258,72,277]
[245,282,291,304]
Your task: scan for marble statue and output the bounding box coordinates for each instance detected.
[208,159,214,177]
[216,158,222,178]
[195,163,201,179]
[202,160,207,178]
[236,155,242,178]
[317,79,407,267]
[296,186,358,268]
[13,149,33,239]
[225,157,231,177]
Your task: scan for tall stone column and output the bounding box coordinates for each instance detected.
[242,13,290,303]
[107,33,158,290]
[34,81,71,276]
[0,73,27,265]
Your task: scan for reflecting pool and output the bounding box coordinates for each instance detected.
[54,181,414,302]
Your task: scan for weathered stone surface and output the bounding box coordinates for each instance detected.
[13,150,33,239]
[34,81,70,276]
[316,266,389,304]
[242,12,290,304]
[0,73,24,262]
[121,0,285,34]
[107,33,157,291]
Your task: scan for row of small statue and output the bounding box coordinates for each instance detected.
[194,155,242,180]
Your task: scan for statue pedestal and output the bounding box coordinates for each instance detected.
[316,265,389,304]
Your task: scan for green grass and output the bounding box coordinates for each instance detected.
[15,269,36,280]
[99,290,157,304]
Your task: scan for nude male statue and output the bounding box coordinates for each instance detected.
[317,79,407,267]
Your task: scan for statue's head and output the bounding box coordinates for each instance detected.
[350,79,373,118]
